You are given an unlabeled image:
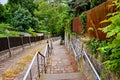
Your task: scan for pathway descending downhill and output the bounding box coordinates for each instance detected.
[44,40,81,80]
[0,40,45,79]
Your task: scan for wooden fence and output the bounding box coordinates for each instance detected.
[0,36,44,52]
[72,0,116,40]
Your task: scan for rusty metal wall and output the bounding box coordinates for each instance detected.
[86,0,115,40]
[72,17,83,35]
[72,0,116,40]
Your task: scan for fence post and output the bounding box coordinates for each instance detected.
[47,45,48,58]
[21,37,24,50]
[29,36,31,46]
[7,37,12,57]
[35,36,37,44]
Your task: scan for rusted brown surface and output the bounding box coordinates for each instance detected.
[72,17,83,35]
[86,0,116,40]
[72,0,117,40]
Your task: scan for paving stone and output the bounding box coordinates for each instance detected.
[45,40,80,80]
[44,72,81,80]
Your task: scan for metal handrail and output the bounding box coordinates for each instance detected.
[83,50,101,80]
[23,51,40,80]
[44,44,48,57]
[70,43,77,60]
[70,42,101,80]
[23,42,52,80]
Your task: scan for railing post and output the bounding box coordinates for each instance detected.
[37,54,40,78]
[30,70,32,80]
[23,44,49,80]
[47,44,50,57]
[44,57,46,73]
[41,56,43,73]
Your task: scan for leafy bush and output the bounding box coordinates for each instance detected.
[86,38,111,61]
[0,3,6,22]
[98,0,120,73]
[11,8,39,32]
[0,23,19,37]
[26,28,37,36]
[97,41,111,61]
[86,38,100,55]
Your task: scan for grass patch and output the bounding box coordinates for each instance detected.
[1,44,45,80]
[40,74,44,80]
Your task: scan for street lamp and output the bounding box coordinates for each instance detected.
[45,17,48,42]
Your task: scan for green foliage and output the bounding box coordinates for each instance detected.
[34,0,50,18]
[26,28,37,36]
[0,3,6,22]
[97,41,111,61]
[86,39,100,55]
[79,11,86,34]
[0,0,71,38]
[68,0,90,16]
[86,38,111,61]
[34,0,70,39]
[98,0,120,73]
[0,23,19,37]
[8,0,36,15]
[65,13,74,40]
[90,0,106,8]
[11,8,39,32]
[11,8,31,31]
[88,27,94,31]
[4,0,37,31]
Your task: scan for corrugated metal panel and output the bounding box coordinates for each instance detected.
[86,0,115,40]
[72,17,83,35]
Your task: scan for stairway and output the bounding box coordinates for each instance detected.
[44,72,81,80]
[41,40,81,80]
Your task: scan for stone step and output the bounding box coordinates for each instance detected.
[44,72,82,80]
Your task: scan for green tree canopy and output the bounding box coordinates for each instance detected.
[11,8,39,31]
[34,0,70,39]
[7,0,36,15]
[0,3,6,22]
